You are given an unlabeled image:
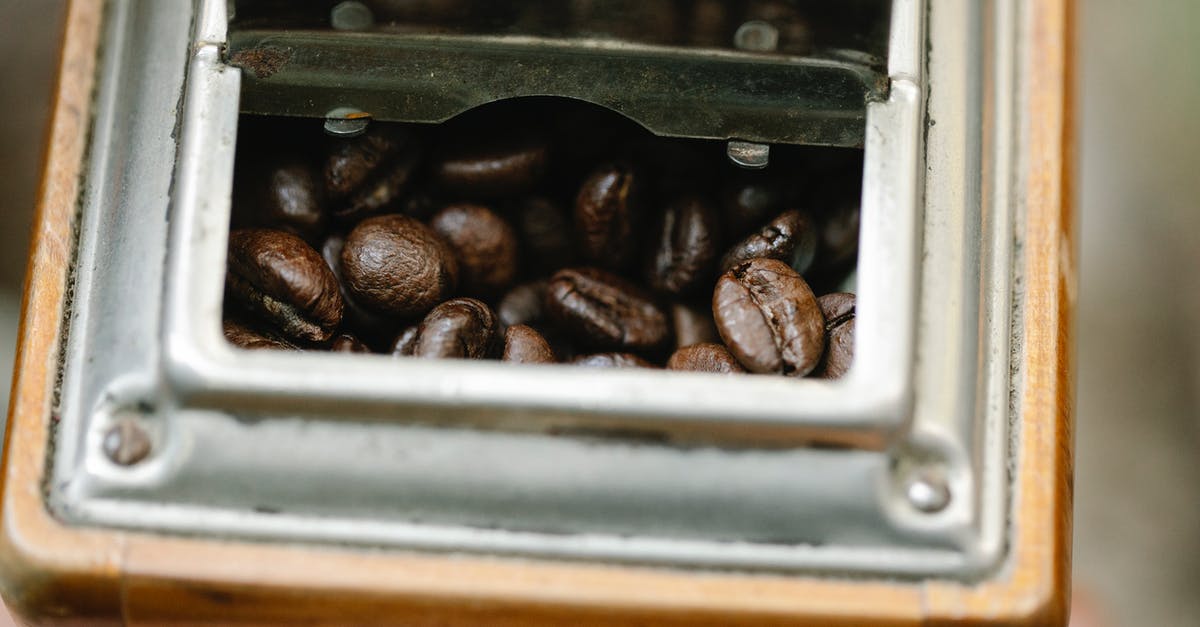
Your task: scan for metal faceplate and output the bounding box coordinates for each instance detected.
[48,0,1021,579]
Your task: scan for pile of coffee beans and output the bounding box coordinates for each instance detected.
[223,106,859,378]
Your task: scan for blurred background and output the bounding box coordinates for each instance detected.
[0,1,1197,625]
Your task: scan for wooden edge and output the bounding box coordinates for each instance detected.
[0,0,1074,624]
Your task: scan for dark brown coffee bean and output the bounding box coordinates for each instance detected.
[433,134,548,198]
[574,163,641,270]
[325,126,420,221]
[429,203,519,295]
[502,324,556,364]
[321,233,398,346]
[645,196,720,295]
[413,298,499,359]
[571,352,655,368]
[721,210,817,275]
[497,280,547,329]
[722,179,780,237]
[330,332,371,353]
[545,268,670,352]
[226,229,344,344]
[223,319,298,351]
[515,196,575,270]
[341,214,458,318]
[812,292,855,379]
[233,159,326,243]
[688,0,732,47]
[713,258,825,376]
[671,302,719,348]
[666,343,745,373]
[391,325,419,357]
[744,1,813,54]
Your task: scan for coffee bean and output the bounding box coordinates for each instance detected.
[744,1,813,54]
[720,209,818,275]
[713,258,825,376]
[341,214,458,318]
[330,332,371,353]
[433,133,548,198]
[321,233,398,347]
[546,268,670,352]
[671,302,719,348]
[819,202,860,271]
[645,196,720,295]
[413,297,499,359]
[391,325,419,357]
[666,343,745,373]
[812,292,855,379]
[515,196,575,270]
[688,0,732,47]
[574,163,641,270]
[502,324,556,364]
[226,229,344,344]
[722,179,780,237]
[233,159,326,243]
[223,319,297,351]
[497,280,547,329]
[571,353,655,368]
[429,203,519,295]
[325,126,420,221]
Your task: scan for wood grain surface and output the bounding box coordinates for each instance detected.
[0,0,1074,624]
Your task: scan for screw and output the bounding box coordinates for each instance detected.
[733,20,779,52]
[331,1,375,31]
[324,107,372,138]
[905,469,951,513]
[102,419,152,466]
[727,140,770,170]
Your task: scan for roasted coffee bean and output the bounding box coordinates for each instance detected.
[666,343,746,373]
[341,214,458,318]
[713,258,825,376]
[571,352,655,368]
[497,280,548,329]
[433,133,548,198]
[233,159,326,243]
[567,0,681,43]
[430,203,519,295]
[671,302,719,348]
[502,324,556,364]
[645,196,720,295]
[321,233,396,346]
[720,209,818,275]
[813,292,855,379]
[391,325,419,357]
[412,298,499,359]
[574,163,640,270]
[325,126,420,221]
[226,229,344,344]
[546,268,670,352]
[223,319,297,351]
[722,179,780,237]
[330,332,371,353]
[515,196,575,270]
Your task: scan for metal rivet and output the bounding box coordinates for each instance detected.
[331,1,375,31]
[727,140,770,170]
[102,420,152,466]
[324,107,372,138]
[905,470,951,513]
[733,20,779,52]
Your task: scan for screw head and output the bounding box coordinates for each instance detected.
[324,107,372,138]
[727,140,770,170]
[331,1,375,31]
[733,21,780,52]
[102,419,152,466]
[905,470,951,513]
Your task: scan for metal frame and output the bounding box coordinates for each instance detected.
[43,0,1015,580]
